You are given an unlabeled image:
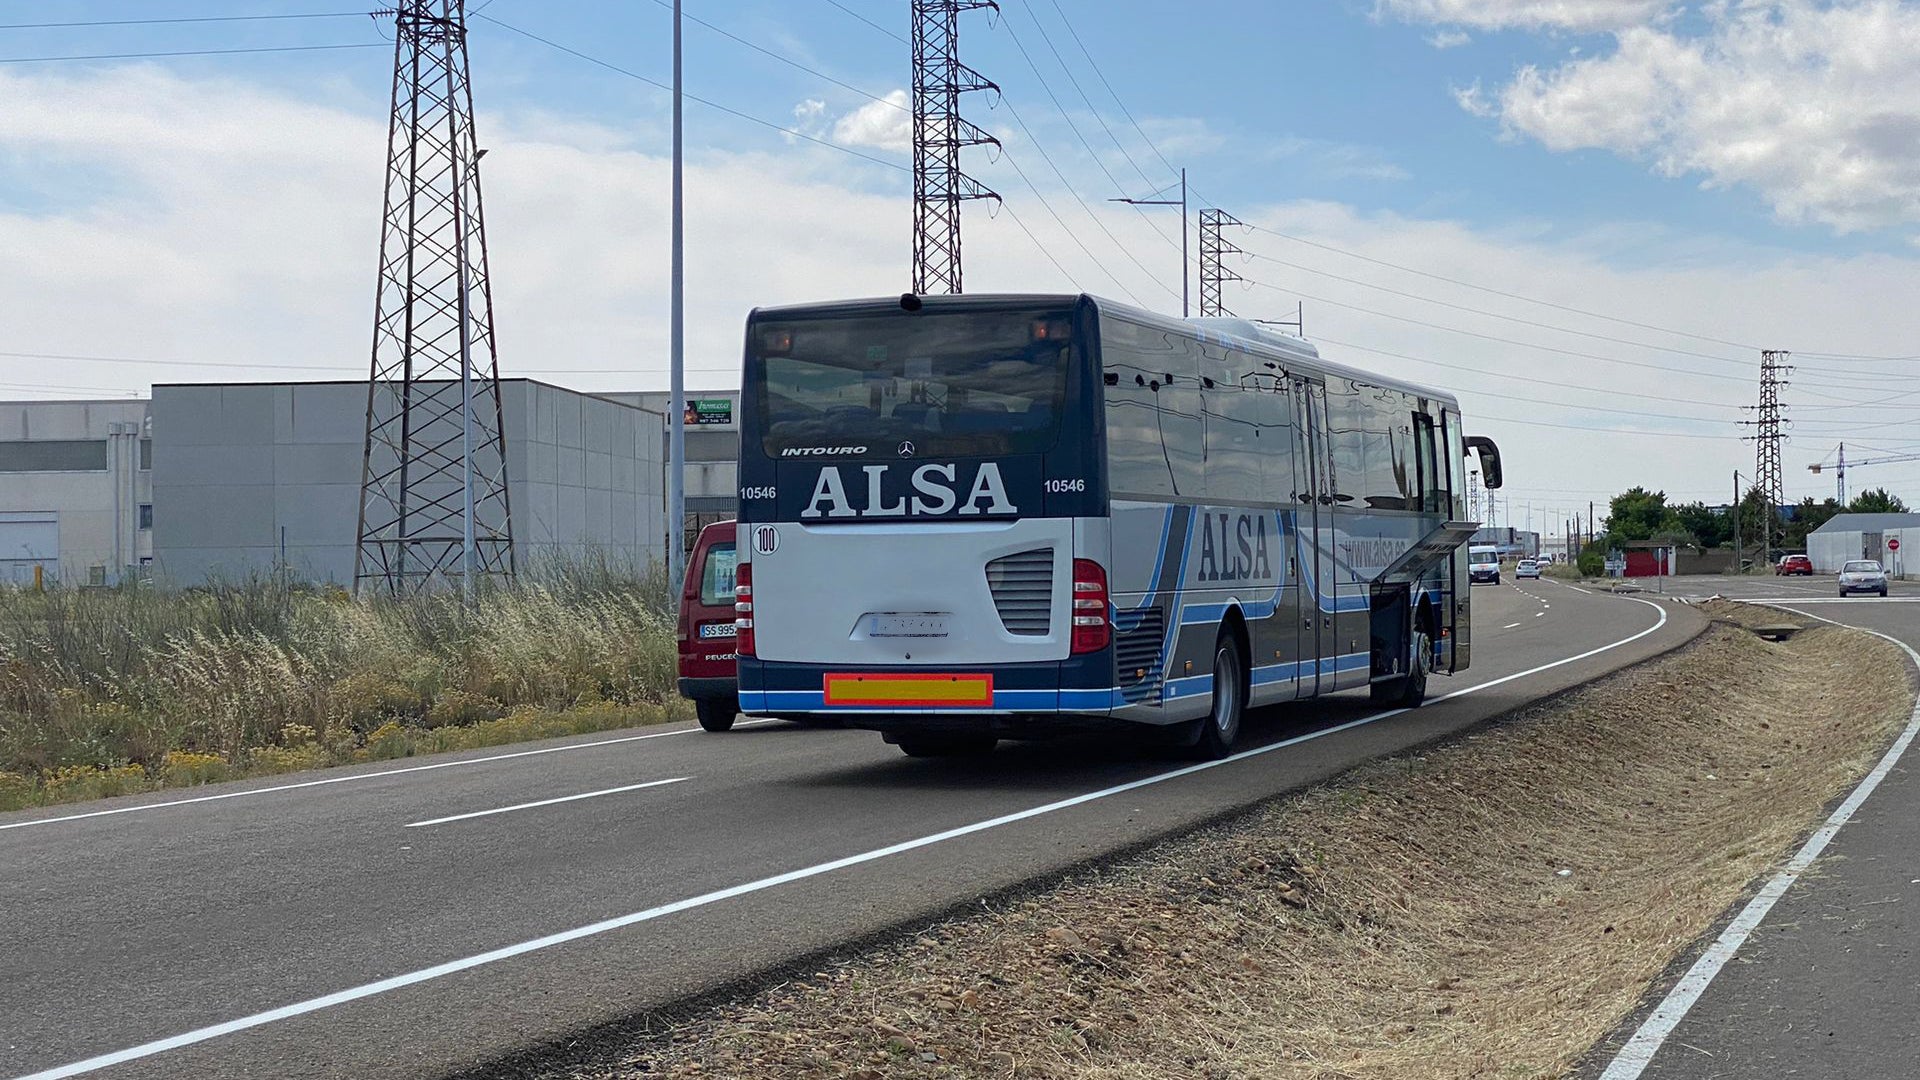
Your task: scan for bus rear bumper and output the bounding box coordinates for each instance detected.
[737,657,1181,735]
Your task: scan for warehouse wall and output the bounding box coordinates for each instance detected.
[151,381,666,586]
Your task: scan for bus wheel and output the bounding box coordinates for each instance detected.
[896,733,997,758]
[695,698,737,732]
[1370,629,1431,708]
[1185,630,1247,760]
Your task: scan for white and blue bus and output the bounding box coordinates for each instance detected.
[732,293,1502,758]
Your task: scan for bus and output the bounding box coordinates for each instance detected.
[731,293,1502,758]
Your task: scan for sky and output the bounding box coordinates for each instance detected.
[3,0,1919,528]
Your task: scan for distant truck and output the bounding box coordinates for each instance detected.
[1468,545,1501,585]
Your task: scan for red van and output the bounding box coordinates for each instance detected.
[677,520,740,731]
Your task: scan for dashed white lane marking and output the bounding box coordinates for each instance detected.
[1599,607,1920,1080]
[1503,622,1523,629]
[404,777,690,828]
[17,598,1674,1080]
[0,721,777,833]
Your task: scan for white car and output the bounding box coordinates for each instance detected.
[1839,559,1889,597]
[1515,559,1541,579]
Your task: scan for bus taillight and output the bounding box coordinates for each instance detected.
[1071,558,1109,654]
[734,562,755,657]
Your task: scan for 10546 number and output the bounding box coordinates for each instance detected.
[1044,478,1086,493]
[739,485,776,500]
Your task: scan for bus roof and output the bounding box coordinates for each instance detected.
[746,293,1461,408]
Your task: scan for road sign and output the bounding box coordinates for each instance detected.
[1890,537,1901,551]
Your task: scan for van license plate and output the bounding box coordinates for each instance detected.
[699,623,737,639]
[868,614,949,637]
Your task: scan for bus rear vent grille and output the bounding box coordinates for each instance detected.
[985,548,1054,636]
[1115,607,1167,704]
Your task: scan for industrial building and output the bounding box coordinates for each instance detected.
[0,399,153,585]
[1807,512,1920,577]
[621,389,740,551]
[144,380,666,585]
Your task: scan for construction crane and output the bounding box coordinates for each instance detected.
[1809,442,1920,503]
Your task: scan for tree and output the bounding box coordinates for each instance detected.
[1672,501,1730,548]
[1848,488,1908,515]
[1784,496,1842,550]
[1606,487,1676,543]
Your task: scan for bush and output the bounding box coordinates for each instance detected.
[1577,550,1605,577]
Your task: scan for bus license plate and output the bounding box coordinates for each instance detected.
[867,614,949,637]
[699,623,737,639]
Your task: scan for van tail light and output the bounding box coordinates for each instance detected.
[734,562,755,657]
[1070,558,1110,655]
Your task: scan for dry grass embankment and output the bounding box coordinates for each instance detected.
[0,561,683,811]
[587,602,1911,1080]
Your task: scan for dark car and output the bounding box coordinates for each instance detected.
[677,520,740,731]
[1775,554,1813,576]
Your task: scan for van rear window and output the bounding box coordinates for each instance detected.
[700,543,737,606]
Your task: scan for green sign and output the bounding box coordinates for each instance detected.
[684,398,732,426]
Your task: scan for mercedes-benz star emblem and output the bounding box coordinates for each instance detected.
[897,441,916,458]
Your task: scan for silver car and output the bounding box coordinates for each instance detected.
[1839,559,1889,597]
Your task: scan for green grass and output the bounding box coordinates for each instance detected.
[0,562,687,812]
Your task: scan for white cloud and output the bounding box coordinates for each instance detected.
[1471,0,1920,233]
[3,65,1920,511]
[1378,0,1669,33]
[788,97,827,144]
[829,89,910,153]
[1428,30,1474,48]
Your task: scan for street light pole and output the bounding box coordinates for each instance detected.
[1111,167,1188,317]
[667,0,687,591]
[1732,468,1742,575]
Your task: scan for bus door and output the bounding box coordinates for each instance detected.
[1291,378,1335,698]
[1442,407,1470,673]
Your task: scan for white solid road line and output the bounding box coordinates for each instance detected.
[0,721,777,834]
[405,778,689,828]
[15,594,1672,1080]
[1600,610,1920,1080]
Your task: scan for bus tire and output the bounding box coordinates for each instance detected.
[1184,628,1247,760]
[695,698,737,732]
[1371,629,1431,708]
[896,733,997,758]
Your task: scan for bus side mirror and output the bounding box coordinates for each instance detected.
[1464,436,1503,489]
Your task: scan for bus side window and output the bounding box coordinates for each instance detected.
[1100,322,1175,497]
[1413,412,1443,514]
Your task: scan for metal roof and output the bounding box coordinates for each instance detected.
[1809,512,1920,533]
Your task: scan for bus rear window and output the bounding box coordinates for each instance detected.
[750,308,1070,459]
[699,543,737,606]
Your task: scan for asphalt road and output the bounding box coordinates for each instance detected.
[2,580,1696,1080]
[1592,573,1920,1080]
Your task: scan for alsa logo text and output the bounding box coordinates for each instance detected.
[802,463,1018,519]
[1196,512,1274,583]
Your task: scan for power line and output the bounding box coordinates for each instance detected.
[1310,335,1741,413]
[1015,0,1158,190]
[1037,0,1180,182]
[653,0,904,113]
[822,0,908,44]
[0,12,371,30]
[0,41,385,64]
[1242,278,1757,384]
[475,14,910,173]
[987,97,1167,303]
[1241,222,1763,352]
[1243,248,1759,369]
[993,10,1187,267]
